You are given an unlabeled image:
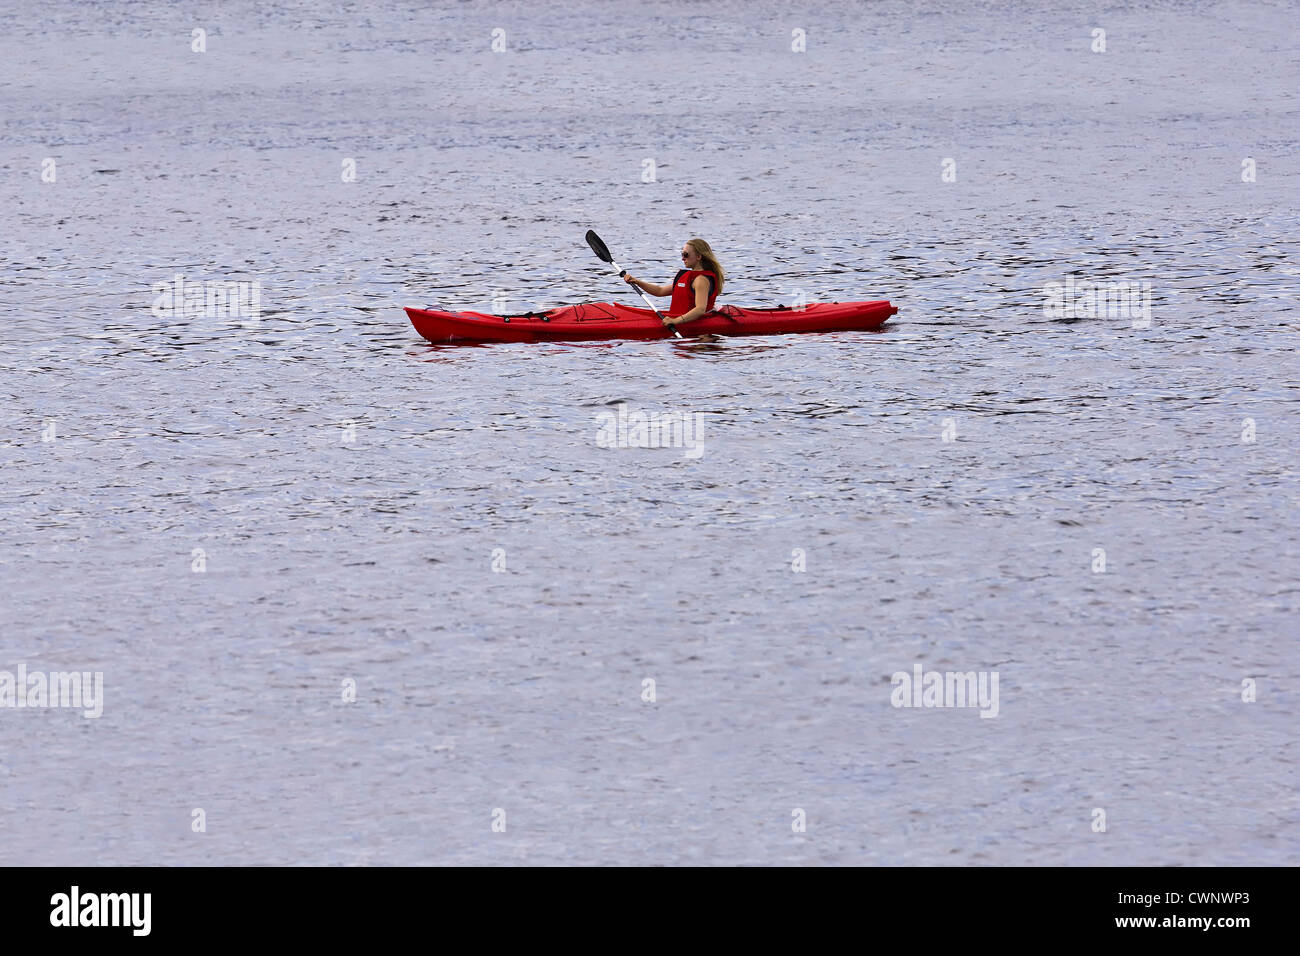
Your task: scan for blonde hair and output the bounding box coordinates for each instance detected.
[686,238,724,294]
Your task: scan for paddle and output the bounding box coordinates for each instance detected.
[585,230,683,338]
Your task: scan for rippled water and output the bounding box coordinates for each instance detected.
[1,1,1297,865]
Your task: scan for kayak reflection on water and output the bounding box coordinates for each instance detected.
[621,238,725,327]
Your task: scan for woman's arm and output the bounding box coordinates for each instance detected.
[667,275,713,325]
[622,274,672,297]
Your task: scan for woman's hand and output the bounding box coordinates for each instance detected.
[661,315,678,327]
[622,273,637,286]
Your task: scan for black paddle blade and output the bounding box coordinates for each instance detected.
[585,229,613,263]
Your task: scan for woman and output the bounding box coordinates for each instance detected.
[622,238,725,327]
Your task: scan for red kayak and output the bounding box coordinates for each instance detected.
[406,300,897,343]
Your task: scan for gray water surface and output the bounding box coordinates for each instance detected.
[1,0,1297,865]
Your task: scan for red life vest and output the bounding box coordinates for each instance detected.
[668,269,718,318]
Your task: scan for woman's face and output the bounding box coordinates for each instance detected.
[681,243,702,269]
